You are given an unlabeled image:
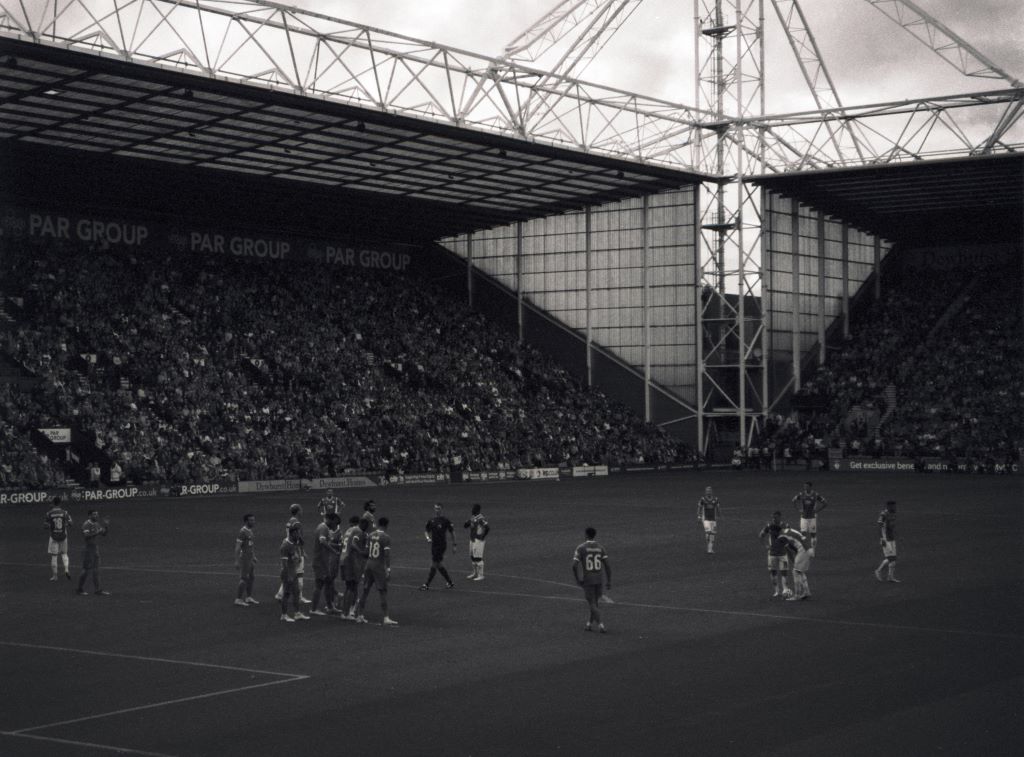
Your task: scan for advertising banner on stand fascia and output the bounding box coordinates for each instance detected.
[387,473,451,486]
[68,486,159,502]
[0,203,419,274]
[516,467,560,481]
[571,465,610,478]
[833,457,1019,474]
[0,488,66,506]
[462,470,517,483]
[238,479,303,494]
[303,476,379,490]
[173,482,239,496]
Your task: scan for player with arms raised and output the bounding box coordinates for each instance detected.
[573,527,612,633]
[792,481,828,554]
[463,503,490,580]
[317,490,342,519]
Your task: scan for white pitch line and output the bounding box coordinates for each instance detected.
[9,676,305,737]
[1,643,309,745]
[0,641,308,679]
[2,731,179,757]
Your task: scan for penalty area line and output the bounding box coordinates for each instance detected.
[0,640,308,678]
[9,676,308,736]
[1,731,179,757]
[1,641,309,738]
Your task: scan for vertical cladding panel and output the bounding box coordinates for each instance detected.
[762,190,891,395]
[440,187,698,409]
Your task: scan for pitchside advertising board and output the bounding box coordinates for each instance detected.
[0,204,417,274]
[0,486,160,506]
[832,457,1020,474]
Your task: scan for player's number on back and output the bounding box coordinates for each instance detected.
[52,517,64,530]
[585,554,602,571]
[369,541,381,559]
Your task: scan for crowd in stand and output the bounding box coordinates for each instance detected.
[771,265,1022,471]
[0,242,690,487]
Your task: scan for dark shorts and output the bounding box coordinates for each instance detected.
[82,548,100,571]
[583,583,603,604]
[431,545,447,563]
[362,566,388,592]
[313,559,330,580]
[341,560,365,583]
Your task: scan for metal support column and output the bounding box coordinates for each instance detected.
[791,199,801,391]
[816,211,826,366]
[585,207,593,387]
[516,222,524,344]
[642,194,652,422]
[841,222,850,339]
[467,232,475,308]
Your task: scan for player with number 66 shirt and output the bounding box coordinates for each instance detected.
[573,527,612,633]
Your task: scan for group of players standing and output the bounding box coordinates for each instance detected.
[233,492,491,625]
[696,481,901,601]
[42,481,899,631]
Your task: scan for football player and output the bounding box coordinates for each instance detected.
[573,527,611,633]
[44,496,72,581]
[463,503,490,580]
[355,517,397,626]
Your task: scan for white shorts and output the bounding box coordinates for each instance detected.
[48,538,68,556]
[882,540,897,558]
[800,517,817,534]
[767,554,790,571]
[792,549,811,572]
[702,520,717,535]
[470,540,485,560]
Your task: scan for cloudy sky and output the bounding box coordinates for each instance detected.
[283,0,1023,114]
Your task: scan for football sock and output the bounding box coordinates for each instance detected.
[426,567,436,585]
[478,561,484,578]
[438,566,452,584]
[50,556,58,576]
[61,554,69,573]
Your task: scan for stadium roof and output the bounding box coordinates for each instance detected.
[2,35,1021,247]
[750,153,1024,246]
[0,36,704,240]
